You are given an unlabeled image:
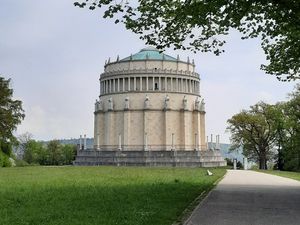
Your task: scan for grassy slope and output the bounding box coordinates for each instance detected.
[259,170,300,182]
[0,166,226,225]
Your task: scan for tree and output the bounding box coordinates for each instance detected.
[47,140,62,165]
[61,144,77,165]
[17,132,33,159]
[74,1,300,81]
[23,140,45,164]
[227,102,278,169]
[280,84,300,171]
[0,77,25,144]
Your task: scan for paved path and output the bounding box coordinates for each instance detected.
[184,170,300,225]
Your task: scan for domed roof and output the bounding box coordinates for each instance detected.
[120,47,177,62]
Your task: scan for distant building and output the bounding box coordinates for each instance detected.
[75,47,226,167]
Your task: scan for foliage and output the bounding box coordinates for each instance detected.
[279,84,300,171]
[0,77,25,145]
[74,1,300,81]
[22,139,77,166]
[23,140,45,164]
[225,158,233,166]
[47,140,62,165]
[0,151,12,167]
[0,140,13,156]
[0,167,226,225]
[227,102,277,169]
[61,144,77,165]
[228,84,300,171]
[14,159,29,167]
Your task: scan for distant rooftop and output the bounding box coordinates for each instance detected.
[120,47,178,62]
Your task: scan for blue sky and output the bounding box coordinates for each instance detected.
[0,0,297,143]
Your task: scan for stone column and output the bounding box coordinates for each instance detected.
[193,111,201,150]
[171,78,173,91]
[164,109,172,150]
[152,77,155,90]
[84,134,87,150]
[79,135,82,150]
[159,76,161,91]
[96,134,100,150]
[181,110,189,150]
[123,78,125,91]
[128,77,131,91]
[243,158,248,170]
[143,110,149,150]
[117,78,120,92]
[180,78,183,92]
[165,77,167,91]
[171,133,175,150]
[176,78,178,92]
[134,77,136,91]
[146,76,149,91]
[185,79,188,93]
[144,132,148,151]
[123,110,130,150]
[140,77,142,91]
[113,79,116,92]
[118,134,122,150]
[200,111,206,149]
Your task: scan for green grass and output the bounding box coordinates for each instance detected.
[0,166,226,225]
[258,169,300,182]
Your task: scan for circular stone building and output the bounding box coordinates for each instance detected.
[75,47,226,167]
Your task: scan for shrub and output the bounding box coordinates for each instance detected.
[15,159,29,167]
[0,151,12,167]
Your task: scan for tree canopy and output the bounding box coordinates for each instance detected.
[74,0,300,81]
[227,102,278,169]
[0,77,25,146]
[227,84,300,171]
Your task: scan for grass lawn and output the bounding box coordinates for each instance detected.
[0,166,226,225]
[258,170,300,182]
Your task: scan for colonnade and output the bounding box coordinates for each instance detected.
[94,109,206,151]
[100,76,200,95]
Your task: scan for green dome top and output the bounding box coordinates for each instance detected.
[120,47,177,62]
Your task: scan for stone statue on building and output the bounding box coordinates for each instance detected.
[108,97,114,111]
[95,99,103,111]
[164,95,170,110]
[200,98,205,112]
[183,96,188,110]
[124,96,130,110]
[144,95,150,109]
[195,97,200,111]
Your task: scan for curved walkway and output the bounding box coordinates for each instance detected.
[184,170,300,225]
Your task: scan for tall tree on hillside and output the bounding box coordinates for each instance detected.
[227,102,278,169]
[0,77,25,155]
[74,1,300,81]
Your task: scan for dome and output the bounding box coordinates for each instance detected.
[120,47,177,62]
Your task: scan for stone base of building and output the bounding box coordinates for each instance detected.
[74,149,227,167]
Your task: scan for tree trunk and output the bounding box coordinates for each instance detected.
[259,157,267,170]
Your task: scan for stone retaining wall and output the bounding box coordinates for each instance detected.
[74,149,227,167]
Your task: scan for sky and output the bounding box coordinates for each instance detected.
[0,0,297,143]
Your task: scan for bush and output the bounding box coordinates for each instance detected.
[15,159,29,167]
[0,151,12,167]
